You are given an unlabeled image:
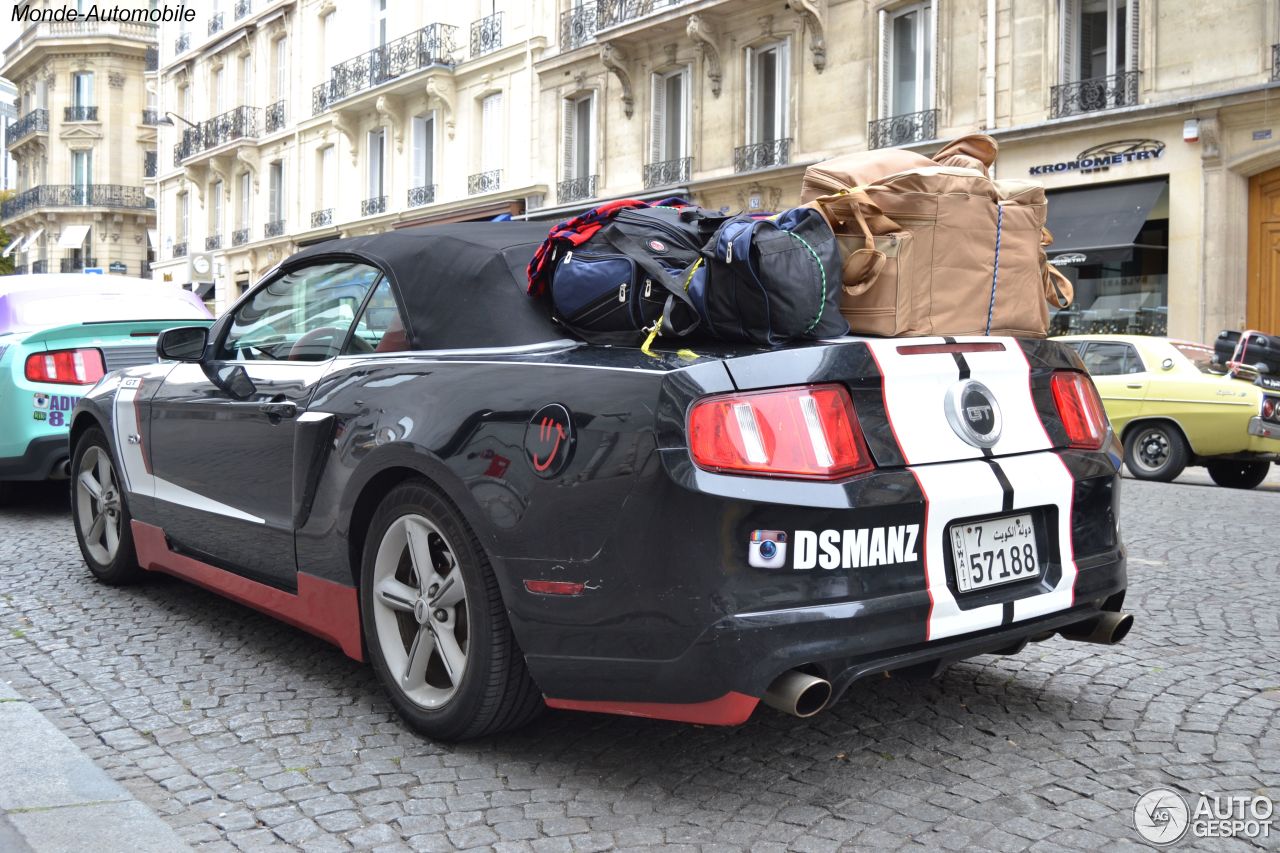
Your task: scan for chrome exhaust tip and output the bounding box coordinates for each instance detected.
[762,670,832,718]
[1058,611,1134,645]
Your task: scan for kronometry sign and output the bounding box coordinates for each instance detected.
[1029,139,1166,176]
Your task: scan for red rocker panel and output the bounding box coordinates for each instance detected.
[544,692,759,726]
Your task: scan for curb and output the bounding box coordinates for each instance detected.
[0,680,192,853]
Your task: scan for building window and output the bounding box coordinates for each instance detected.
[481,93,502,173]
[746,42,787,145]
[211,180,224,235]
[238,172,251,228]
[268,161,284,223]
[178,191,189,239]
[71,150,92,203]
[650,68,688,165]
[71,72,94,108]
[881,3,933,119]
[212,66,226,114]
[317,144,335,209]
[239,53,252,106]
[562,94,594,181]
[372,0,388,48]
[273,37,288,100]
[411,114,434,192]
[1054,0,1139,116]
[367,128,385,202]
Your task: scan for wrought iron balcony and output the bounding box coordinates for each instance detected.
[64,106,98,122]
[733,138,791,173]
[470,11,503,58]
[60,257,97,273]
[311,23,459,115]
[558,174,598,203]
[311,208,334,228]
[173,106,261,162]
[208,13,224,36]
[175,32,190,54]
[144,150,157,178]
[1,184,155,219]
[232,228,250,246]
[643,156,691,189]
[1272,44,1279,81]
[206,235,222,251]
[560,3,597,51]
[597,0,686,29]
[234,0,251,20]
[408,184,437,208]
[172,241,187,258]
[144,47,158,71]
[9,264,26,275]
[868,108,938,150]
[141,109,160,125]
[362,195,387,217]
[1049,71,1139,118]
[265,100,286,133]
[467,169,502,195]
[30,260,47,274]
[264,219,285,238]
[6,109,48,147]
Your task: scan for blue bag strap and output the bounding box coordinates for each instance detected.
[985,204,1003,335]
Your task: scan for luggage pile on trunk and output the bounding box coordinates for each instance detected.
[526,134,1072,348]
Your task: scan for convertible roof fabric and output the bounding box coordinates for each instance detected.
[285,223,562,350]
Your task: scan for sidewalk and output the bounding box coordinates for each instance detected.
[0,680,191,853]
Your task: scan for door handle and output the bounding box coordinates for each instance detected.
[1126,383,1143,389]
[258,400,299,419]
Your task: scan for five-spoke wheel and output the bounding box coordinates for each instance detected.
[71,427,141,584]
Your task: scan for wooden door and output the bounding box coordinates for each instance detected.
[1247,167,1280,334]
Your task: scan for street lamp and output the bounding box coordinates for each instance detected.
[156,111,199,129]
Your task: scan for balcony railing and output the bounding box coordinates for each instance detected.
[234,0,251,20]
[175,32,190,53]
[265,100,286,132]
[144,150,157,178]
[560,3,598,51]
[144,47,158,71]
[208,13,224,36]
[558,174,598,203]
[6,109,48,147]
[173,106,261,162]
[232,228,250,246]
[733,138,791,173]
[206,235,222,251]
[30,260,47,274]
[141,109,160,125]
[264,219,285,238]
[311,208,333,228]
[470,11,503,58]
[868,108,938,149]
[361,195,387,217]
[597,0,686,29]
[64,105,98,122]
[1272,44,1279,81]
[59,257,97,273]
[312,23,459,115]
[1049,71,1139,118]
[408,184,436,207]
[643,156,691,189]
[1,185,155,219]
[468,169,502,195]
[172,241,187,258]
[9,265,26,275]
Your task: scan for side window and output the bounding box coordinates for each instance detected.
[345,277,409,354]
[1081,342,1131,376]
[1122,343,1146,373]
[219,262,381,361]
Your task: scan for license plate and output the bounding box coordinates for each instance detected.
[950,512,1041,593]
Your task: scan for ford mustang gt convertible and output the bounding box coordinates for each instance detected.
[70,224,1131,741]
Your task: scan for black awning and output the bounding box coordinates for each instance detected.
[1044,179,1167,265]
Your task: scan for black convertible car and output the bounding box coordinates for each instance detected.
[70,224,1131,740]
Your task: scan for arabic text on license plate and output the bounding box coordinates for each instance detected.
[950,512,1041,593]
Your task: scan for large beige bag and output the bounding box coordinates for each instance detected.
[800,135,1072,338]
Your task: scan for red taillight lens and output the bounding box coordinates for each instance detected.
[24,348,105,385]
[688,384,873,480]
[1263,397,1278,421]
[1050,370,1108,450]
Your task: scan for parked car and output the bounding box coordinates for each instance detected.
[69,225,1130,741]
[0,274,212,500]
[1058,334,1280,488]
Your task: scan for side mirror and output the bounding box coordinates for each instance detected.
[1161,358,1175,371]
[157,326,209,363]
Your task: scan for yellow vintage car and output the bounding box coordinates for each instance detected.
[1058,334,1280,488]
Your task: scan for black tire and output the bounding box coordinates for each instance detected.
[70,427,143,584]
[1123,423,1188,482]
[1206,460,1270,489]
[359,480,542,740]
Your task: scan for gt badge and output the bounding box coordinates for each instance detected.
[525,403,574,479]
[748,530,788,569]
[945,380,1002,448]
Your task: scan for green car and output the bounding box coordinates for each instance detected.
[0,274,212,499]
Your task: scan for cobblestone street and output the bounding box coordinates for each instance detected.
[0,475,1277,852]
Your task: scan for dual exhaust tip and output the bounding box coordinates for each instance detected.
[761,610,1134,719]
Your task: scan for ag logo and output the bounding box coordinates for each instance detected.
[525,404,574,478]
[1133,788,1190,845]
[945,380,1002,448]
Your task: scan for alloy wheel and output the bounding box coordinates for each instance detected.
[75,445,122,565]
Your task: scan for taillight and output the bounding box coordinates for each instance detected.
[24,348,105,385]
[1263,397,1278,421]
[1050,370,1108,450]
[688,384,873,480]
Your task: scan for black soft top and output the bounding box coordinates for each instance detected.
[284,223,562,350]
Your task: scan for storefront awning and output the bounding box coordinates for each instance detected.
[1,235,23,258]
[57,224,91,248]
[1045,179,1167,266]
[146,228,158,248]
[193,281,216,300]
[19,227,44,253]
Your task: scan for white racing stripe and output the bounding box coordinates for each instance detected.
[1001,453,1078,621]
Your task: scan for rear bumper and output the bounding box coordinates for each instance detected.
[1245,417,1280,455]
[0,435,69,481]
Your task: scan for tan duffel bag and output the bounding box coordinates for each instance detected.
[800,135,1072,338]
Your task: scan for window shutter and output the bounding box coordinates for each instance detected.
[562,97,576,180]
[927,1,938,110]
[778,41,790,138]
[1127,0,1140,74]
[744,46,755,142]
[482,93,502,172]
[1060,0,1078,84]
[424,116,434,187]
[412,117,426,187]
[877,10,890,118]
[650,74,666,164]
